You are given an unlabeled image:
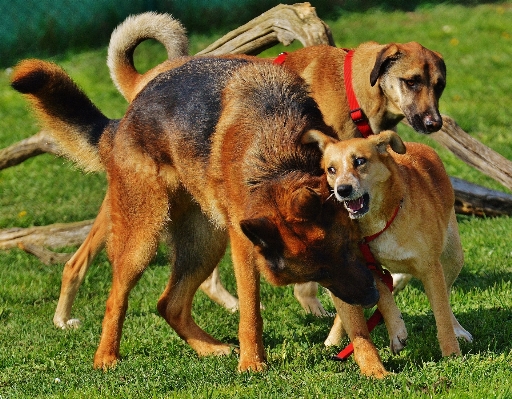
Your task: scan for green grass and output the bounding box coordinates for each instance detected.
[1,3,512,398]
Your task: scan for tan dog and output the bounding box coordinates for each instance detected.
[303,129,473,371]
[52,13,448,332]
[13,57,379,372]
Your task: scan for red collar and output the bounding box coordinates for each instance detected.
[343,50,375,138]
[273,52,288,65]
[359,200,402,276]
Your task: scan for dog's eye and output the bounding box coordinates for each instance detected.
[434,80,446,96]
[354,157,366,167]
[405,79,416,87]
[327,166,336,175]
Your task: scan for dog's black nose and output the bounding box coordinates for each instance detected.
[337,184,352,198]
[424,114,443,132]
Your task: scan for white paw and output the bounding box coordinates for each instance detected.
[301,299,332,317]
[56,318,82,329]
[388,315,408,354]
[390,330,408,354]
[455,326,473,343]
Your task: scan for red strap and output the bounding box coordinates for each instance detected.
[273,52,288,65]
[362,202,401,244]
[344,50,375,138]
[332,203,401,361]
[332,310,384,360]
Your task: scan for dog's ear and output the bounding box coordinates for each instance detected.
[370,44,401,87]
[374,130,406,154]
[240,217,281,250]
[301,129,338,153]
[290,186,323,221]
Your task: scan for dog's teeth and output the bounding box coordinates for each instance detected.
[345,197,364,212]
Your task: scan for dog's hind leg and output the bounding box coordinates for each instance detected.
[199,266,239,313]
[419,258,461,357]
[442,212,472,343]
[53,195,108,330]
[93,174,169,369]
[157,198,232,357]
[293,282,329,316]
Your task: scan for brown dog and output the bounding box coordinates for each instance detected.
[51,13,448,331]
[12,57,380,371]
[303,129,473,370]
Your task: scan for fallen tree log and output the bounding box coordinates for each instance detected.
[402,116,512,192]
[451,177,512,217]
[0,220,93,251]
[196,2,334,56]
[0,130,60,170]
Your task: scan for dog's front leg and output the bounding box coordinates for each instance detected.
[330,295,388,379]
[372,272,408,354]
[230,230,266,372]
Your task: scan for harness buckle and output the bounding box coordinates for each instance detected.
[350,108,368,124]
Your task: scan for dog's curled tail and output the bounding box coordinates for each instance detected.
[11,59,109,172]
[107,12,188,102]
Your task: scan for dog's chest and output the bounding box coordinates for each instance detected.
[368,230,419,273]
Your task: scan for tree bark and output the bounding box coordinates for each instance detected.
[0,220,93,251]
[0,130,61,170]
[197,2,334,56]
[402,115,512,192]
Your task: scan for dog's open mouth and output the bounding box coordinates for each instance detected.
[343,193,370,219]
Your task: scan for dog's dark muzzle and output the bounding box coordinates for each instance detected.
[321,265,379,309]
[410,112,443,134]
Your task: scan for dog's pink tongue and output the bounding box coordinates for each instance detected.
[345,197,364,212]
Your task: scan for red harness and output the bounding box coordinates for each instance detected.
[273,50,396,360]
[343,50,375,137]
[332,202,401,360]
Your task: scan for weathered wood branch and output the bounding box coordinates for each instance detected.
[402,115,512,192]
[197,2,334,56]
[451,177,512,217]
[0,220,93,251]
[0,130,61,170]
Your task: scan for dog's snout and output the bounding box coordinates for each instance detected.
[337,184,352,198]
[424,114,443,132]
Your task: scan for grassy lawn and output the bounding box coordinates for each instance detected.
[1,3,511,398]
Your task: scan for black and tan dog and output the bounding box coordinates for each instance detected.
[303,129,472,372]
[12,57,380,372]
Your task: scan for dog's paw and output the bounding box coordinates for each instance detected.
[300,298,331,317]
[194,342,233,357]
[54,317,82,330]
[93,352,119,371]
[455,326,473,343]
[390,333,408,354]
[237,359,268,373]
[324,314,346,347]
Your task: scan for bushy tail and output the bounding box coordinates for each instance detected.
[107,12,188,102]
[11,59,110,172]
